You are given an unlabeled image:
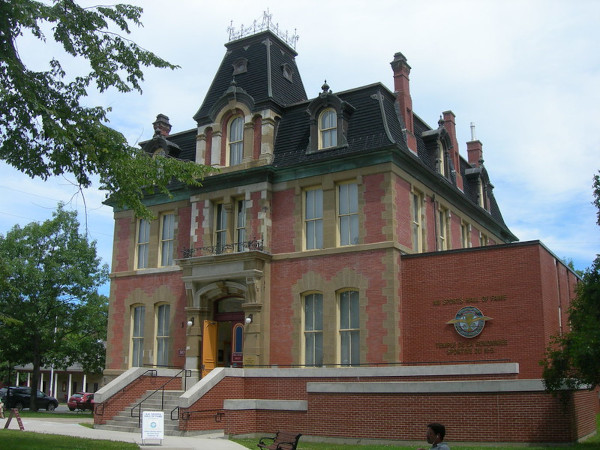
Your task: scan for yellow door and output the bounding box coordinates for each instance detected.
[201,320,218,378]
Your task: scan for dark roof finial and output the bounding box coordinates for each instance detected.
[438,115,445,128]
[322,80,330,94]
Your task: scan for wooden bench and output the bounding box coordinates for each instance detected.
[257,431,302,450]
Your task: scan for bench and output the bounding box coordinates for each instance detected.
[257,431,302,450]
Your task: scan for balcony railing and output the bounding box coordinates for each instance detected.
[182,238,265,258]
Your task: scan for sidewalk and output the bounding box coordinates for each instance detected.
[1,416,246,449]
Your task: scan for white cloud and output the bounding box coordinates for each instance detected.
[1,0,599,274]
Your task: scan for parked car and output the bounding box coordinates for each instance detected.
[1,387,58,411]
[67,392,94,411]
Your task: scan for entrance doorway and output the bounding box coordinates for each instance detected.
[201,297,244,377]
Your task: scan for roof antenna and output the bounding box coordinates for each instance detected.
[470,122,476,141]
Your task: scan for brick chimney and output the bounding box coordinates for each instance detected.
[467,139,483,167]
[441,111,463,190]
[390,52,417,154]
[153,114,172,137]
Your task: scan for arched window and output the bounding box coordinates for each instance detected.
[304,293,323,367]
[155,304,170,367]
[319,109,337,149]
[339,290,359,366]
[229,117,244,165]
[131,305,145,367]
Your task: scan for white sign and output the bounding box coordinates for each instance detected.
[141,411,164,441]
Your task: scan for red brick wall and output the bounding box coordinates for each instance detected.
[401,243,570,378]
[363,173,386,244]
[271,188,295,254]
[94,375,182,424]
[394,175,412,249]
[180,373,597,443]
[106,271,187,370]
[269,249,391,365]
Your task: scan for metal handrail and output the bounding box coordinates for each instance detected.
[94,369,157,416]
[180,408,225,423]
[130,369,191,425]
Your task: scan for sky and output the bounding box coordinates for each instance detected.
[1,0,599,295]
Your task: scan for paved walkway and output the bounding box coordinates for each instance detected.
[1,415,246,449]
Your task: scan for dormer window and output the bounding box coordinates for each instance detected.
[437,143,446,176]
[229,116,244,166]
[319,109,337,149]
[306,83,355,154]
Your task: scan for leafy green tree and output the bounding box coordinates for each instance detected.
[0,0,214,219]
[542,171,600,393]
[0,204,108,410]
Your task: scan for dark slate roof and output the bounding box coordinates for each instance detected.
[273,83,405,167]
[194,30,307,125]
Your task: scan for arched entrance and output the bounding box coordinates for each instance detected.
[201,296,245,376]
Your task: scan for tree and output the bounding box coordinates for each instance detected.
[0,1,214,219]
[0,204,108,410]
[542,171,600,393]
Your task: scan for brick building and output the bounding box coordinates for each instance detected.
[97,18,596,444]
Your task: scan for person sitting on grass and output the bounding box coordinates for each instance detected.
[417,422,450,450]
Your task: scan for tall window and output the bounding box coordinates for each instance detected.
[479,232,489,247]
[156,304,170,366]
[304,293,323,367]
[131,305,145,367]
[160,213,175,266]
[136,219,150,269]
[411,191,423,252]
[461,222,471,248]
[229,117,244,166]
[478,180,486,209]
[305,189,323,250]
[319,109,337,149]
[437,207,449,251]
[339,290,360,366]
[437,143,446,176]
[338,183,358,246]
[235,199,246,252]
[215,203,227,253]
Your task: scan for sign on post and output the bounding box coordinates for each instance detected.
[141,411,164,445]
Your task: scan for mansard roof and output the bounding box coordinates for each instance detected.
[147,28,514,242]
[193,30,307,125]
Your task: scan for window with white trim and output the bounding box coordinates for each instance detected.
[136,219,150,269]
[304,293,323,367]
[338,182,358,246]
[479,232,489,247]
[305,188,323,250]
[131,305,145,367]
[229,116,244,166]
[155,304,170,366]
[461,221,471,249]
[235,199,246,252]
[159,213,175,266]
[339,290,360,366]
[437,206,449,251]
[215,203,227,253]
[319,109,337,149]
[411,191,424,252]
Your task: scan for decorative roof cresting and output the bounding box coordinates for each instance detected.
[227,10,300,50]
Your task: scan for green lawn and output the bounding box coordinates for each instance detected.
[0,430,138,449]
[232,414,600,449]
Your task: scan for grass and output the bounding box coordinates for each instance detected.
[232,414,600,449]
[0,430,138,449]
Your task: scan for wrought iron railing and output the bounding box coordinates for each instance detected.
[182,238,264,258]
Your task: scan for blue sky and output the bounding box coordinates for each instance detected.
[1,0,598,295]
